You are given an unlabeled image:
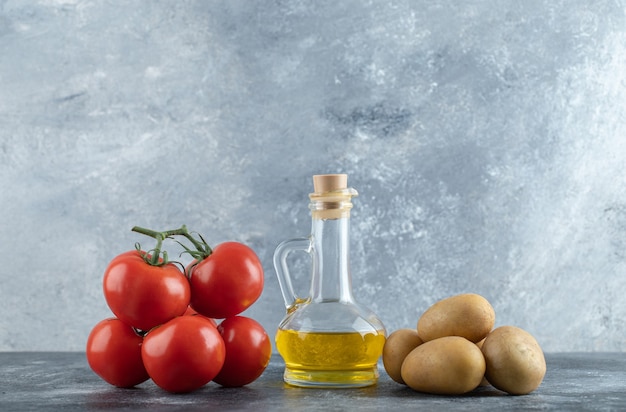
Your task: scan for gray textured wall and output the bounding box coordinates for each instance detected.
[1,0,625,352]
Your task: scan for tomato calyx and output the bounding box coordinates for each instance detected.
[176,229,213,261]
[130,226,173,266]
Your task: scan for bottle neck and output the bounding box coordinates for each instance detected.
[309,216,354,303]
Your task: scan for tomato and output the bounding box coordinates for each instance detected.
[86,318,149,388]
[141,315,225,393]
[183,305,217,327]
[213,316,272,387]
[103,250,190,331]
[188,242,264,319]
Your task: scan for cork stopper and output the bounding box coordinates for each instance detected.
[309,174,356,219]
[313,174,347,194]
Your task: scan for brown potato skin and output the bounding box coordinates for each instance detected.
[481,325,546,395]
[382,328,423,384]
[417,293,495,343]
[475,338,490,386]
[401,336,486,395]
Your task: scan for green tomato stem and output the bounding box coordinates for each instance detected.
[131,226,162,238]
[131,225,170,266]
[131,225,213,264]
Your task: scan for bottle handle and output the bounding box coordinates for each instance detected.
[273,237,312,310]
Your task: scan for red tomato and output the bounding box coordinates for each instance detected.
[86,318,149,388]
[103,250,190,331]
[188,242,264,319]
[183,305,217,327]
[213,316,272,387]
[141,315,225,393]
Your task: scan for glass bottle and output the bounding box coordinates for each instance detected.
[273,174,386,388]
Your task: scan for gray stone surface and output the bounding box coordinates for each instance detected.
[1,352,625,411]
[1,1,626,351]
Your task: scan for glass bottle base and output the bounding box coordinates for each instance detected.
[282,366,379,388]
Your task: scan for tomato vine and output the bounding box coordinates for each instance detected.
[131,224,213,266]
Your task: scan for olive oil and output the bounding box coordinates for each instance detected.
[276,329,386,387]
[273,175,387,388]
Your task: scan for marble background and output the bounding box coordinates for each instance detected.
[1,0,625,352]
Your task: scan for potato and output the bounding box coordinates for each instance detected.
[382,328,423,384]
[417,293,495,343]
[475,338,490,386]
[481,325,546,395]
[401,336,486,395]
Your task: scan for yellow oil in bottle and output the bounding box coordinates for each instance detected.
[274,175,387,388]
[275,329,386,388]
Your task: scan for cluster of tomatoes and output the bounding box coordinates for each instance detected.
[86,225,271,393]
